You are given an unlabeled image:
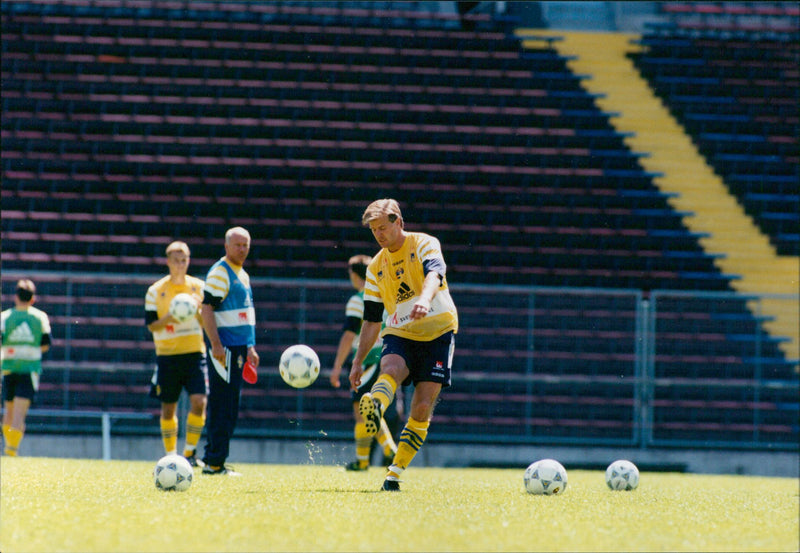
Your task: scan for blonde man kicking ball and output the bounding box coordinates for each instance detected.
[349,199,458,491]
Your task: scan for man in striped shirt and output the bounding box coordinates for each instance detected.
[349,199,458,491]
[200,227,259,475]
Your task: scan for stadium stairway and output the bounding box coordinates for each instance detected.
[520,30,799,362]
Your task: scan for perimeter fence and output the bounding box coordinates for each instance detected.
[1,272,797,451]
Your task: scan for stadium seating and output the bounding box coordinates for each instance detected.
[632,4,799,256]
[2,0,738,289]
[1,0,797,450]
[660,1,800,34]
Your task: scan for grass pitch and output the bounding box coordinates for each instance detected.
[1,457,798,552]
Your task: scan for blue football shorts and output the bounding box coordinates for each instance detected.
[380,331,454,389]
[150,352,209,403]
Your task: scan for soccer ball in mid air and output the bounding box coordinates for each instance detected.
[279,344,321,389]
[169,293,198,323]
[606,459,639,491]
[153,454,193,491]
[524,459,568,495]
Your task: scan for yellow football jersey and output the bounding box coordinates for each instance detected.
[364,232,458,341]
[144,275,205,356]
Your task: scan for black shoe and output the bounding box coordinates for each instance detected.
[358,393,382,437]
[345,460,368,471]
[202,464,241,476]
[382,478,400,491]
[185,453,205,468]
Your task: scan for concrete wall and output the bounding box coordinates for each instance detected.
[18,434,799,478]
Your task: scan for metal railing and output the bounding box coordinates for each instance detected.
[2,272,798,451]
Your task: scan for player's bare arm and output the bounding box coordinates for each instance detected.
[201,304,225,363]
[348,320,381,389]
[409,271,443,320]
[247,346,259,369]
[330,330,356,388]
[147,312,178,333]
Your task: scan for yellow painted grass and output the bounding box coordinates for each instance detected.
[1,457,798,552]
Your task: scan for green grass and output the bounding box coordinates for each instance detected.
[1,457,798,552]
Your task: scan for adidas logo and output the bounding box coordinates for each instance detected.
[7,322,35,344]
[396,282,415,302]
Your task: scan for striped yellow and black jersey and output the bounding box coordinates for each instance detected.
[364,232,458,341]
[145,275,205,356]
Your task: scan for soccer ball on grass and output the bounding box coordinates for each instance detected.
[169,293,198,323]
[153,454,193,491]
[279,344,320,389]
[524,458,568,495]
[606,459,639,491]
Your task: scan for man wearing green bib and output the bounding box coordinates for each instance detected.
[329,255,398,471]
[2,279,52,456]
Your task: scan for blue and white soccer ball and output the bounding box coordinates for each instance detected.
[524,459,568,495]
[153,454,193,492]
[279,344,321,389]
[169,293,198,323]
[606,459,639,491]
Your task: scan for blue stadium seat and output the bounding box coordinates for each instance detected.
[632,23,798,256]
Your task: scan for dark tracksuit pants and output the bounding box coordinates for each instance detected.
[203,344,247,467]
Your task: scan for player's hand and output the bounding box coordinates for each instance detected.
[329,368,341,388]
[349,362,363,391]
[211,342,225,364]
[247,347,259,369]
[410,297,431,320]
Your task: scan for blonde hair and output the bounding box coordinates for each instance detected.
[362,199,403,226]
[166,241,190,257]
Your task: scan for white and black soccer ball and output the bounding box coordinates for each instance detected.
[153,454,193,492]
[606,459,639,491]
[279,344,320,389]
[169,293,198,323]
[524,459,568,495]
